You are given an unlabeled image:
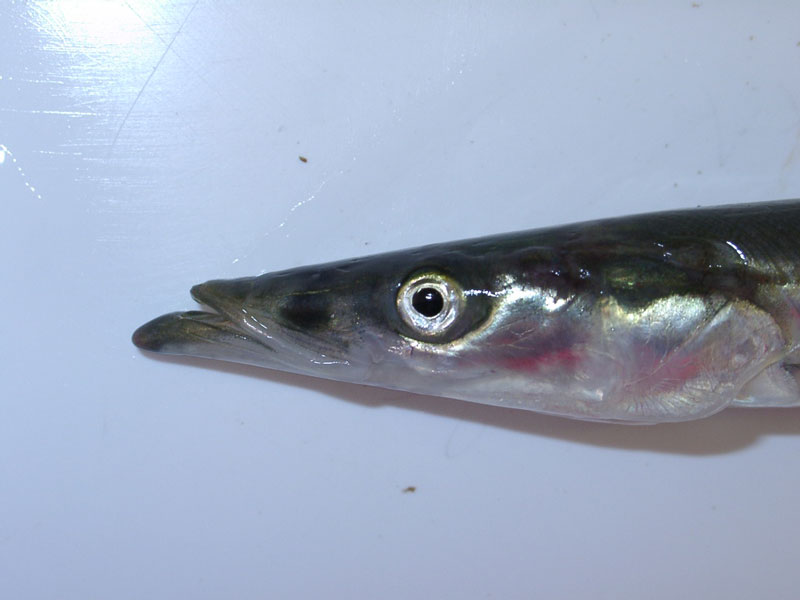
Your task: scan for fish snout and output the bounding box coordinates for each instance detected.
[190,277,256,313]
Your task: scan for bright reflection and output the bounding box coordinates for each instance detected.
[33,1,157,48]
[0,147,6,165]
[29,0,177,150]
[725,240,749,264]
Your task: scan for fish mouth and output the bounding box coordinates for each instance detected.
[132,278,275,365]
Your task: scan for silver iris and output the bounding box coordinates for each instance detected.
[397,273,464,338]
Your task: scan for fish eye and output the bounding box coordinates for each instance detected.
[397,273,464,337]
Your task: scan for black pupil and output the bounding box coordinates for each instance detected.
[411,287,444,317]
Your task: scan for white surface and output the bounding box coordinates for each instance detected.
[2,2,800,598]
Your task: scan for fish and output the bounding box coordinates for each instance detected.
[133,199,800,424]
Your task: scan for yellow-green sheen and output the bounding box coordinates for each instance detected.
[134,200,800,423]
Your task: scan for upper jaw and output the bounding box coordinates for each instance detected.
[132,277,357,376]
[190,277,256,318]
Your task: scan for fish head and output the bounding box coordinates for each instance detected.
[133,201,800,422]
[132,244,575,395]
[140,240,770,422]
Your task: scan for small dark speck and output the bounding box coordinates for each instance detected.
[299,156,308,163]
[673,182,678,188]
[696,170,703,175]
[691,2,700,7]
[749,35,755,41]
[402,486,417,494]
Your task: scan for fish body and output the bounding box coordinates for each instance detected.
[133,200,800,423]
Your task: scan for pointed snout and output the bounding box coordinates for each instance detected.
[190,276,257,313]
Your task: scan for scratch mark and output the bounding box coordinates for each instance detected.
[0,145,43,200]
[779,87,800,173]
[277,179,328,230]
[783,129,800,171]
[0,108,97,117]
[125,0,222,100]
[230,177,330,269]
[108,0,200,156]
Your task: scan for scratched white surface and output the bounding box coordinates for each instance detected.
[2,2,800,598]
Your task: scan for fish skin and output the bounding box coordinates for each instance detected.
[133,200,800,423]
